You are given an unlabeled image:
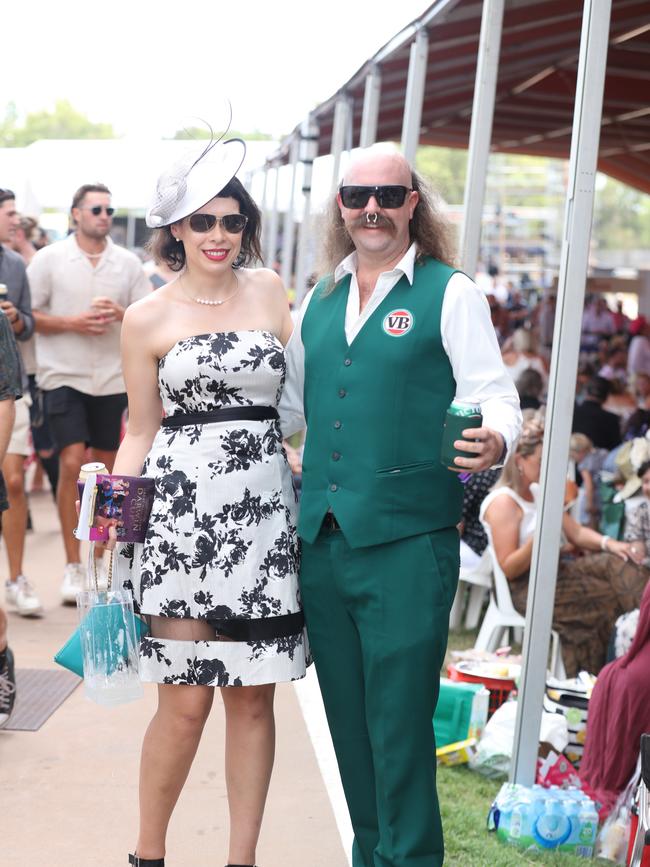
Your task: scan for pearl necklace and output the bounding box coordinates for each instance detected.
[182,273,240,306]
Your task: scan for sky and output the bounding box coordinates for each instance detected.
[6,0,432,141]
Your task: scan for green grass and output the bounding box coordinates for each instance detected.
[439,628,609,865]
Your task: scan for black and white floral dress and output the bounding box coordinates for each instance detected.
[115,330,308,687]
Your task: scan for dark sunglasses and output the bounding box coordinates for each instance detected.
[339,185,412,209]
[80,205,115,216]
[188,213,248,234]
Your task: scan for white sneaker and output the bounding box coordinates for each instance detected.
[8,576,44,617]
[60,562,86,604]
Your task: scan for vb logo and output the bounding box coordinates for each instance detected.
[382,309,414,337]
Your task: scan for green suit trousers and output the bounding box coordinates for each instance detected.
[300,524,460,867]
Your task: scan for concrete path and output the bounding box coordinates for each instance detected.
[1,489,349,867]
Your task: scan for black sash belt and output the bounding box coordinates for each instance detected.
[206,611,304,641]
[162,405,279,429]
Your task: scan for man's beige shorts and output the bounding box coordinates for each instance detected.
[7,396,32,457]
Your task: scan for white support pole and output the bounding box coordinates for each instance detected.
[510,0,613,786]
[295,116,320,304]
[330,95,351,194]
[401,27,429,165]
[259,164,270,262]
[264,164,281,269]
[360,66,381,148]
[126,211,136,250]
[458,0,505,277]
[280,137,300,290]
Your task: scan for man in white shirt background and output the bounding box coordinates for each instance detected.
[280,148,521,867]
[28,184,150,603]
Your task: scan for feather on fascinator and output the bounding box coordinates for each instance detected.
[146,111,246,229]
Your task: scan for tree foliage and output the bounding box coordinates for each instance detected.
[0,100,114,146]
[171,125,272,141]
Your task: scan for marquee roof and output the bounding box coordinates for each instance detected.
[272,0,650,193]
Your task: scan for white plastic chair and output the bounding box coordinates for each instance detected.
[449,549,493,630]
[474,538,566,679]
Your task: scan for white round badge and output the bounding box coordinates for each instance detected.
[382,309,414,337]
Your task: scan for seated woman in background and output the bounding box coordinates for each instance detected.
[501,328,548,386]
[515,368,544,411]
[480,413,648,677]
[623,459,650,566]
[579,581,650,817]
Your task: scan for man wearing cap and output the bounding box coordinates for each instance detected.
[28,184,150,603]
[280,148,521,867]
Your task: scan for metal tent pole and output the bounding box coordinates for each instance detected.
[401,27,429,165]
[360,65,382,148]
[510,0,613,786]
[280,137,300,290]
[259,163,270,262]
[264,163,281,269]
[330,95,352,194]
[295,116,320,304]
[458,0,505,277]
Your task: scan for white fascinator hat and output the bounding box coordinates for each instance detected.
[146,113,246,229]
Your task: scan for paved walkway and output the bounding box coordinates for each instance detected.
[2,489,349,867]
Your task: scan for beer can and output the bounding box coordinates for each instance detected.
[0,283,8,299]
[77,461,108,501]
[440,400,483,470]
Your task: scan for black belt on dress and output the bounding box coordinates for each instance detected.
[206,611,304,641]
[161,405,279,429]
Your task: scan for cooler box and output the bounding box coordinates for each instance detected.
[544,681,590,768]
[434,677,489,748]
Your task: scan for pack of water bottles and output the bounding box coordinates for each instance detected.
[488,782,599,857]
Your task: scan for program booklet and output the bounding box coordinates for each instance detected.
[76,473,155,543]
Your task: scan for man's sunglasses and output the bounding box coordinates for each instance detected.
[339,185,412,209]
[188,213,248,234]
[80,205,115,216]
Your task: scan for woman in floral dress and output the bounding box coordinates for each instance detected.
[111,136,307,867]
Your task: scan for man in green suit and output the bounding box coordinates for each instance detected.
[280,149,521,866]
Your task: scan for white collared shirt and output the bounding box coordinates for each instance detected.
[28,233,151,395]
[279,243,522,459]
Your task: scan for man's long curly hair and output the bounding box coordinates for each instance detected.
[319,167,457,289]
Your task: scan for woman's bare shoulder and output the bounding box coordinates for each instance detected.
[123,282,178,334]
[484,489,522,523]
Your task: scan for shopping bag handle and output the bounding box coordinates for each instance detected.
[91,547,114,593]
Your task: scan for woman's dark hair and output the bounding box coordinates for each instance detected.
[638,460,650,480]
[147,177,262,272]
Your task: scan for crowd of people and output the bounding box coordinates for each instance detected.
[0,139,647,865]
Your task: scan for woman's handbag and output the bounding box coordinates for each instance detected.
[54,548,147,706]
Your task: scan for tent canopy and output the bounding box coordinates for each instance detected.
[272,0,650,194]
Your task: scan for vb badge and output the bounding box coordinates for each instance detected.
[383,309,414,337]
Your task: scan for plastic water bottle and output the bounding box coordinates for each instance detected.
[509,799,530,841]
[578,801,599,846]
[533,798,572,848]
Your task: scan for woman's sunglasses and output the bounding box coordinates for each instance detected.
[188,213,248,234]
[339,185,412,209]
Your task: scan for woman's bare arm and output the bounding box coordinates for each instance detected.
[111,304,163,477]
[483,494,534,580]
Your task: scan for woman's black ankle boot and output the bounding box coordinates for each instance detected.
[129,855,165,866]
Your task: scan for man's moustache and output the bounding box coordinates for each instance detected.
[350,213,395,230]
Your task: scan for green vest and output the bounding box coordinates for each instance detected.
[299,256,464,548]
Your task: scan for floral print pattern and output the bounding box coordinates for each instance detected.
[115,330,308,687]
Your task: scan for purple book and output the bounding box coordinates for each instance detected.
[76,473,155,543]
